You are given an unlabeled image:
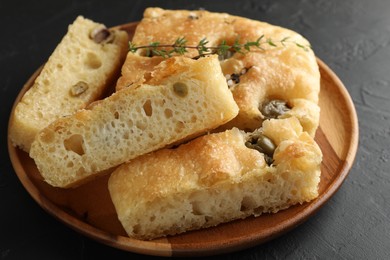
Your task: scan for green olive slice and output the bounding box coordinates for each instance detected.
[260,99,291,119]
[245,132,276,165]
[173,82,188,97]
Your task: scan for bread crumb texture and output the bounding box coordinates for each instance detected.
[108,117,322,240]
[29,55,238,188]
[9,16,128,152]
[15,8,323,241]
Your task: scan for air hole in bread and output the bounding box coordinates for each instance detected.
[240,196,257,212]
[144,72,152,82]
[164,108,173,118]
[175,121,185,133]
[66,161,74,168]
[114,111,119,119]
[190,200,203,215]
[43,79,50,86]
[132,224,141,235]
[143,99,153,117]
[85,52,102,69]
[191,115,197,123]
[63,134,85,156]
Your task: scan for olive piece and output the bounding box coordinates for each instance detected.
[245,134,276,156]
[245,132,276,165]
[70,81,89,96]
[230,73,240,84]
[263,154,274,166]
[173,82,188,97]
[218,50,235,61]
[256,135,276,156]
[260,99,291,119]
[188,14,199,20]
[90,25,114,44]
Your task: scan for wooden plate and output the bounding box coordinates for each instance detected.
[8,22,358,257]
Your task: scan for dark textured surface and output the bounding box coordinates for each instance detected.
[1,0,389,259]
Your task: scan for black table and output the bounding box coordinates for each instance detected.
[1,0,389,259]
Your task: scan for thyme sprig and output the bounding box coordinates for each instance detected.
[128,35,310,58]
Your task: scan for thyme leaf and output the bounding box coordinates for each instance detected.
[128,35,310,58]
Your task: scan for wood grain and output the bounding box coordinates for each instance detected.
[7,22,358,257]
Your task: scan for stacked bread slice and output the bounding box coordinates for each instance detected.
[29,55,238,187]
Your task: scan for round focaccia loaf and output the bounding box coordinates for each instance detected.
[9,16,128,152]
[108,117,322,240]
[30,55,239,188]
[119,7,320,136]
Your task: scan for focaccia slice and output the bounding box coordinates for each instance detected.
[119,7,320,136]
[108,117,322,240]
[30,55,238,188]
[9,16,128,152]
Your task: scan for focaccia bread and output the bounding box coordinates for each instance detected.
[9,16,128,152]
[30,55,238,188]
[118,7,320,136]
[116,53,165,90]
[108,117,322,240]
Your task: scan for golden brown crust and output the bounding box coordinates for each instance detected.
[108,117,322,240]
[111,128,266,200]
[17,9,324,240]
[116,53,164,90]
[118,8,320,136]
[107,9,322,240]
